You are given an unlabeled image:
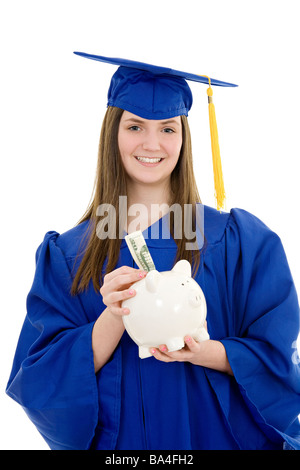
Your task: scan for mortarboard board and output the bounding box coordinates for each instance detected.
[73,51,238,210]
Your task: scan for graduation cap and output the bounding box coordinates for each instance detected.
[74,51,238,210]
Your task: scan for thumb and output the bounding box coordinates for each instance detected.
[184,336,199,351]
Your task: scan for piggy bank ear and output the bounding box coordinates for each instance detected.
[172,260,192,277]
[145,270,162,293]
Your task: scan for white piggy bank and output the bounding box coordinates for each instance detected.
[122,260,209,359]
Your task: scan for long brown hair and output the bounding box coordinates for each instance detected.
[71,106,202,295]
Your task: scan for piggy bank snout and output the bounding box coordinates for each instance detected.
[189,289,203,307]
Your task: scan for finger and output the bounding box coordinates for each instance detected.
[104,266,146,283]
[100,270,146,301]
[162,349,190,361]
[184,336,200,352]
[108,305,131,317]
[106,270,147,292]
[150,348,175,362]
[105,287,136,305]
[158,343,194,361]
[104,266,137,281]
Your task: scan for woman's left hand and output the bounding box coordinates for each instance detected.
[149,336,206,365]
[149,337,233,375]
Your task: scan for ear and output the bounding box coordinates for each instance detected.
[145,270,162,293]
[172,260,192,277]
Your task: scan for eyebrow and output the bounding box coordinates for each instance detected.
[124,117,181,127]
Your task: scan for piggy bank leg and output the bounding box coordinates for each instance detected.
[166,337,185,352]
[194,327,210,342]
[139,346,152,359]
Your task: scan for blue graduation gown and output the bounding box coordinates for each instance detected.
[6,206,300,450]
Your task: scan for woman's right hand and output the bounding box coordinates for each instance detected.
[93,266,147,371]
[100,266,147,318]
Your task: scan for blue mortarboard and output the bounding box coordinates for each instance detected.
[73,51,237,120]
[74,52,238,210]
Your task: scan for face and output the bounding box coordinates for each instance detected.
[118,110,182,188]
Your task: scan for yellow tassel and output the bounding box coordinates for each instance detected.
[206,80,226,211]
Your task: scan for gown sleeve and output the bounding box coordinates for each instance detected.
[220,208,300,449]
[5,231,99,450]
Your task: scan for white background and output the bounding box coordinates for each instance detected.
[1,0,299,450]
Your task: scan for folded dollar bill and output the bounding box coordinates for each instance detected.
[125,230,156,271]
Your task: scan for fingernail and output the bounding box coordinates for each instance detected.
[122,308,130,314]
[185,336,191,342]
[160,345,167,352]
[139,271,147,278]
[150,348,156,354]
[128,289,135,295]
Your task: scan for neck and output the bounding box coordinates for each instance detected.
[125,179,172,233]
[127,182,171,206]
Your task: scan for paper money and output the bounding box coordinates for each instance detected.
[125,230,156,272]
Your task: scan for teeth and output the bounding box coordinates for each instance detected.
[136,156,162,163]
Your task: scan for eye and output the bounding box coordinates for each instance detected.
[162,127,175,133]
[128,125,141,131]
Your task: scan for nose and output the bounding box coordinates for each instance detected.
[189,290,202,307]
[142,130,161,152]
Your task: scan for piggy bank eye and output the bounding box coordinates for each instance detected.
[181,283,185,286]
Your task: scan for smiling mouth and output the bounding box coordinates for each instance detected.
[135,156,163,163]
